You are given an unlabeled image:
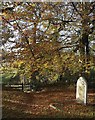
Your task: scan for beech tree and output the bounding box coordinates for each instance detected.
[1,2,95,83]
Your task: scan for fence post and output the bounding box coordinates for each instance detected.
[22,82,23,91]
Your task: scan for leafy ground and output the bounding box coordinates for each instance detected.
[2,85,95,119]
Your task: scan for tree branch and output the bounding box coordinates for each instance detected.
[2,16,35,59]
[71,2,82,18]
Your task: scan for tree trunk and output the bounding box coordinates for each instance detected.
[79,32,90,79]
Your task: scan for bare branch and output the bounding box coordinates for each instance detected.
[71,2,82,18]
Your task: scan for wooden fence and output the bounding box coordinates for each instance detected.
[2,84,31,91]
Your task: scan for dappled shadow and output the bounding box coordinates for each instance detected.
[3,85,95,118]
[87,103,95,107]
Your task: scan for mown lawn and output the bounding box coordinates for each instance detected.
[2,86,95,119]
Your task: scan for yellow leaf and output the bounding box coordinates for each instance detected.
[44,63,48,68]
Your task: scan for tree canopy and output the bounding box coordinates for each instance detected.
[1,2,95,84]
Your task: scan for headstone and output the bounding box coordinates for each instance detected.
[76,76,87,105]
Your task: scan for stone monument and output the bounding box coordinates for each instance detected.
[76,76,87,105]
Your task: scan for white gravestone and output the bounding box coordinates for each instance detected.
[76,77,87,105]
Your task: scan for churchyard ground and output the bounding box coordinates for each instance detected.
[2,85,95,119]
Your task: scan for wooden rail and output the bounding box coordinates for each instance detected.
[2,84,31,91]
